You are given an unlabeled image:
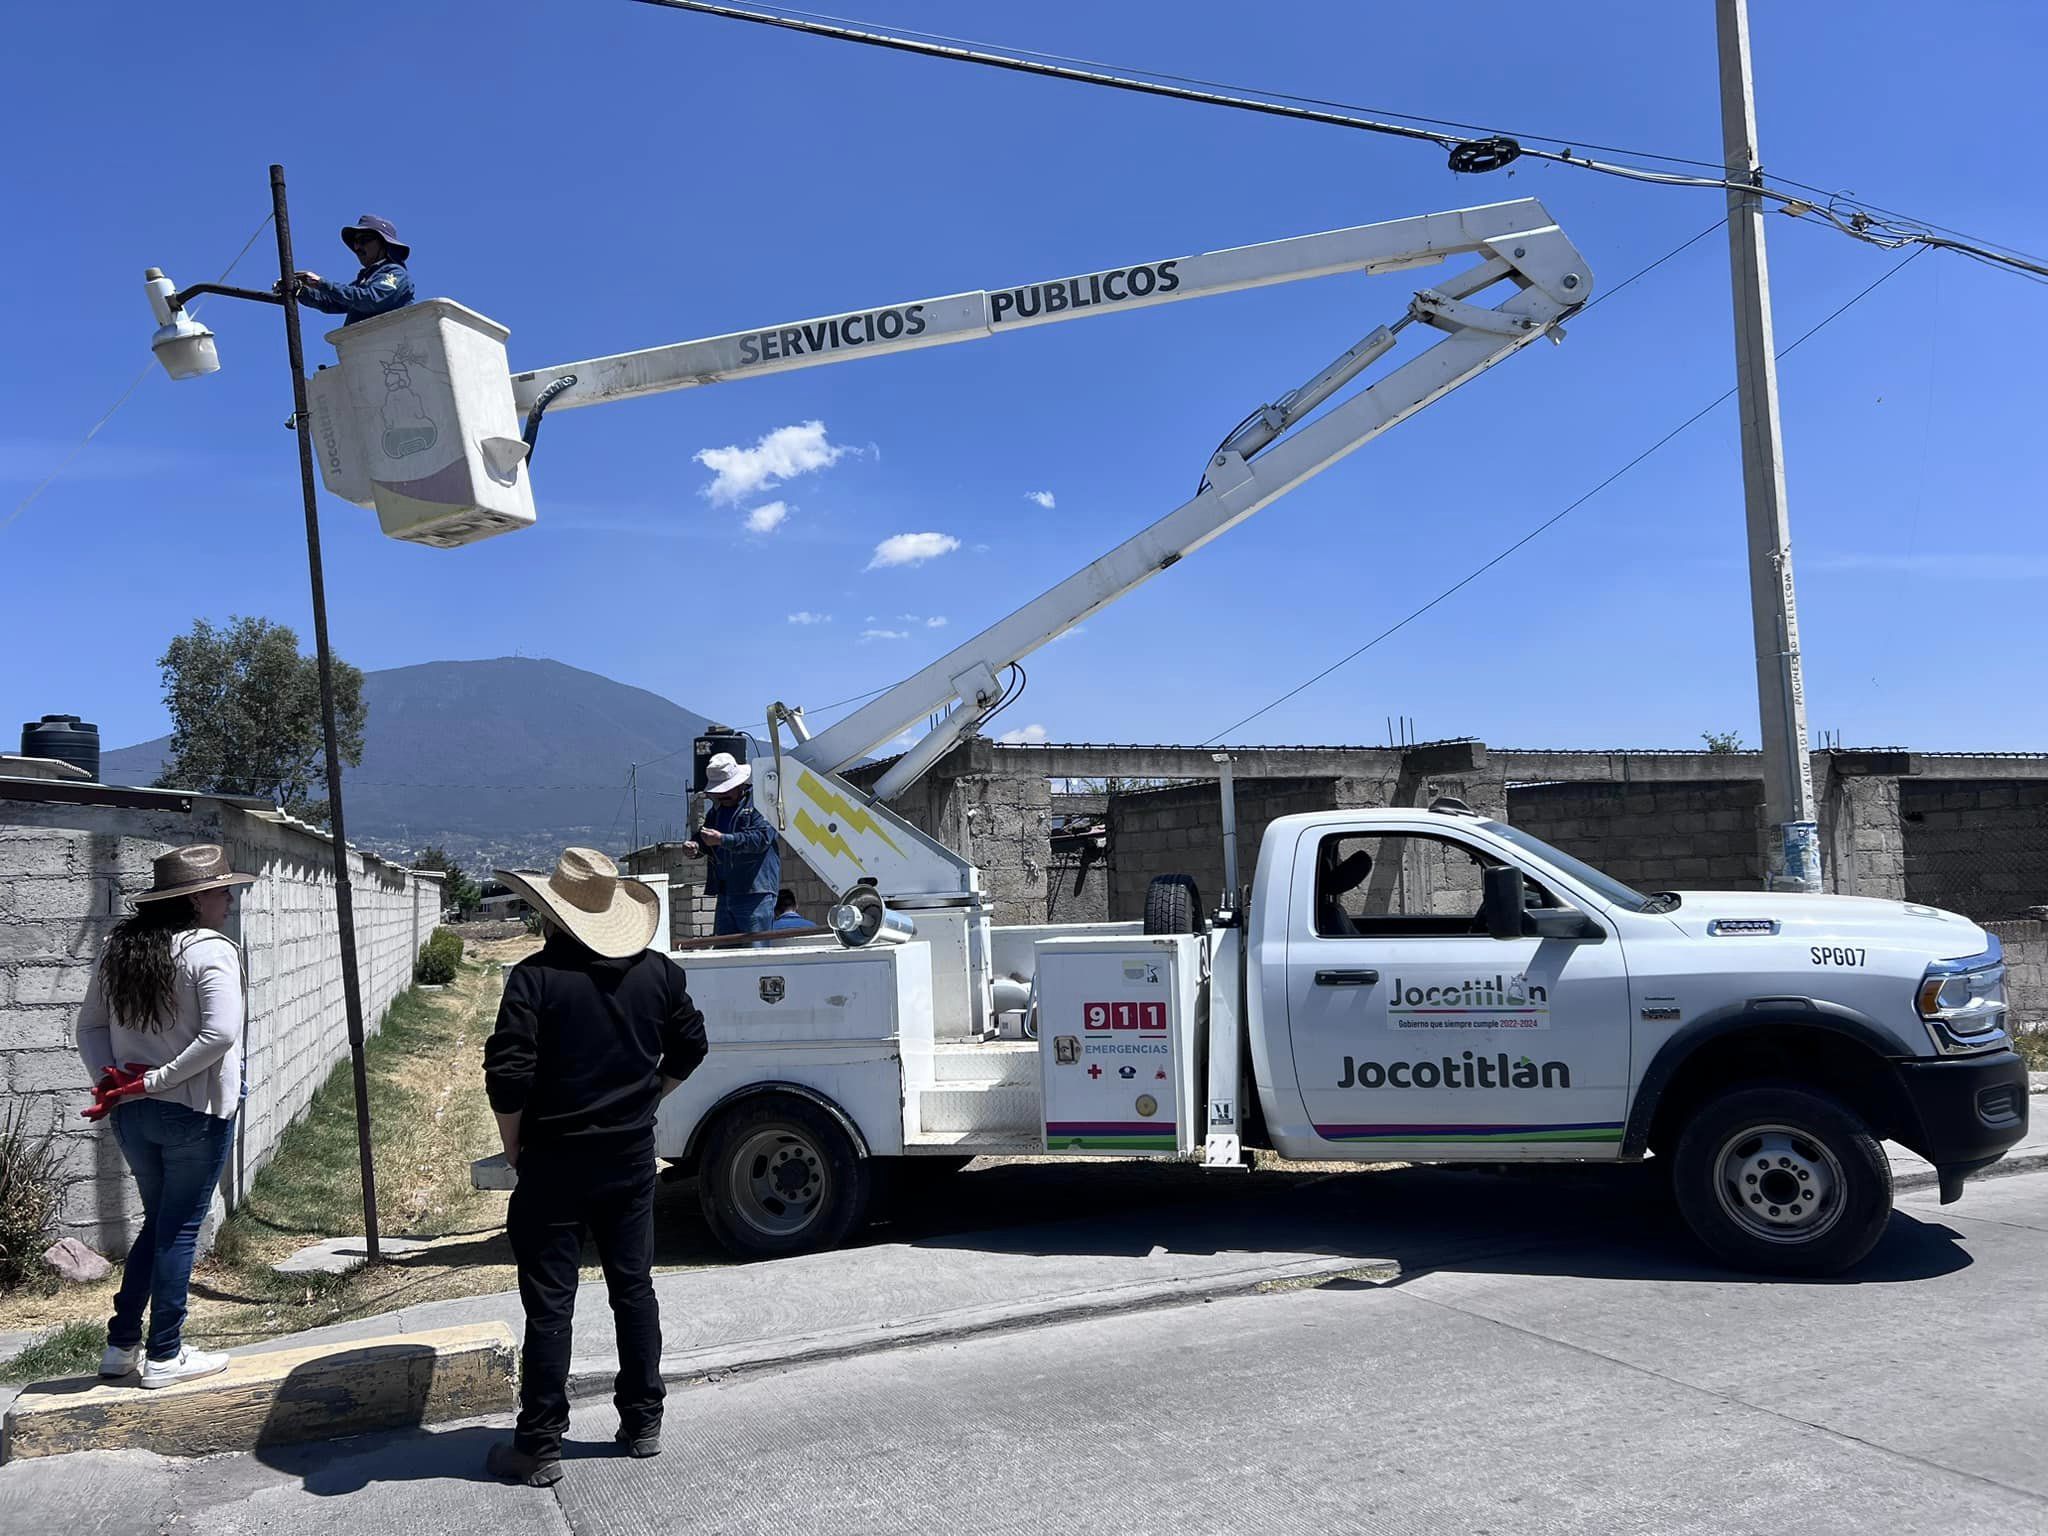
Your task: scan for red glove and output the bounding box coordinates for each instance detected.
[80,1064,149,1121]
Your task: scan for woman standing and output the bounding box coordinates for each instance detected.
[74,844,254,1388]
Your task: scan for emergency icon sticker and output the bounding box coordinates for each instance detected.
[1135,1094,1159,1119]
[1122,962,1163,986]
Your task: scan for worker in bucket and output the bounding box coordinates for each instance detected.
[681,752,781,935]
[483,848,707,1486]
[281,214,414,326]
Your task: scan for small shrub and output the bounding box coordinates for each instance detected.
[414,928,463,985]
[415,946,456,985]
[0,1100,66,1291]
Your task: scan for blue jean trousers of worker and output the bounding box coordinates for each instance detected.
[108,1099,236,1360]
[714,893,774,936]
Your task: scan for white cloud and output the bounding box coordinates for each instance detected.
[744,500,790,534]
[926,616,948,628]
[787,611,832,625]
[1025,490,1056,510]
[694,420,852,505]
[861,628,910,642]
[997,723,1050,745]
[867,532,961,570]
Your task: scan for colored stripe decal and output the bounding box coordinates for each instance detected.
[1045,1122,1177,1135]
[1045,1136,1179,1151]
[1315,1122,1624,1143]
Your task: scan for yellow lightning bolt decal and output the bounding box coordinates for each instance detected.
[795,771,907,858]
[793,806,863,869]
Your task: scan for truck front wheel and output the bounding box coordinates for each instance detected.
[1672,1085,1893,1276]
[698,1096,872,1260]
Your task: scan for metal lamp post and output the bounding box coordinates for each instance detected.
[145,163,382,1262]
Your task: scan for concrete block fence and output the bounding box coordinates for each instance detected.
[1,787,441,1257]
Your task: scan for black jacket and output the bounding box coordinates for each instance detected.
[484,935,707,1152]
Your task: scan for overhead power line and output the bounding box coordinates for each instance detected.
[626,0,2048,284]
[1200,245,1931,745]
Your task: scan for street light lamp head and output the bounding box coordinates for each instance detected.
[143,267,220,380]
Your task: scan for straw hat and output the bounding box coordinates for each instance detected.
[133,844,258,904]
[494,847,658,959]
[701,752,751,796]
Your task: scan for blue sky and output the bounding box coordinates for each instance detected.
[5,1,2044,762]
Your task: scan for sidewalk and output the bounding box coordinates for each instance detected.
[5,1087,2041,1417]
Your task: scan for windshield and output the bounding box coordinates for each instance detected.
[1480,820,1657,914]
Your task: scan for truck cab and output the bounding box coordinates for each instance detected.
[1239,805,2029,1271]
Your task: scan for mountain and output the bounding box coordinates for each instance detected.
[100,658,713,871]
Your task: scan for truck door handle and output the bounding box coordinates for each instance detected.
[1314,969,1379,987]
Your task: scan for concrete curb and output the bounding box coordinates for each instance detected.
[565,1253,1397,1399]
[1894,1148,2048,1197]
[1,1322,517,1463]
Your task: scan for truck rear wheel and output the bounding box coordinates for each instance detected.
[1144,874,1203,935]
[1671,1084,1893,1276]
[698,1095,871,1260]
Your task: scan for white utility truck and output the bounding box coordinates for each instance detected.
[149,198,2029,1275]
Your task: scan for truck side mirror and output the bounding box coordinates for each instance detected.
[1482,866,1524,941]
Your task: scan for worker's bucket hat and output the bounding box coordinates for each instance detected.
[133,844,258,904]
[493,847,658,959]
[341,214,410,263]
[701,752,752,796]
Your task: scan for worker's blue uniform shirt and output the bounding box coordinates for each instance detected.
[298,259,413,326]
[703,793,780,935]
[769,910,812,931]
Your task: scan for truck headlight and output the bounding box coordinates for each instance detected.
[1915,940,2009,1054]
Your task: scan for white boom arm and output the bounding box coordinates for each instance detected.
[505,199,1589,903]
[786,200,1590,785]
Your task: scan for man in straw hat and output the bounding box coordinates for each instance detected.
[681,750,781,936]
[482,848,707,1485]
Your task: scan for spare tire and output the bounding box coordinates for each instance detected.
[1144,874,1203,935]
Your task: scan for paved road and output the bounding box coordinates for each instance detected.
[8,1164,2046,1535]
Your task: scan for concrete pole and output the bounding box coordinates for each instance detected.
[1716,0,1820,892]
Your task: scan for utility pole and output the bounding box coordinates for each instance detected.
[272,164,384,1257]
[1716,0,1820,893]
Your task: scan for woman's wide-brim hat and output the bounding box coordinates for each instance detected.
[701,751,751,796]
[133,844,258,904]
[494,847,658,959]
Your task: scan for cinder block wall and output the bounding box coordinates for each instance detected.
[1109,779,1338,920]
[1,796,439,1257]
[1508,780,1766,891]
[1901,780,2048,920]
[1986,918,2046,1028]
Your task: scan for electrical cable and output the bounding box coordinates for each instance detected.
[625,0,2048,284]
[2,213,277,537]
[1198,245,1930,746]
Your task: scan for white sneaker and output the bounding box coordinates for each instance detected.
[140,1345,230,1389]
[98,1343,142,1379]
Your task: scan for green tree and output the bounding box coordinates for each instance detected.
[155,616,366,825]
[414,845,482,918]
[1701,729,1744,754]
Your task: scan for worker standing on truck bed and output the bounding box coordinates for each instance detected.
[683,752,781,935]
[482,847,707,1486]
[280,214,414,326]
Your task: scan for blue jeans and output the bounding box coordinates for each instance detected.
[714,893,774,936]
[108,1099,236,1360]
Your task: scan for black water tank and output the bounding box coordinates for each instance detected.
[21,715,100,782]
[692,727,749,791]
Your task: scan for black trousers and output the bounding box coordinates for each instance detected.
[507,1143,664,1456]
